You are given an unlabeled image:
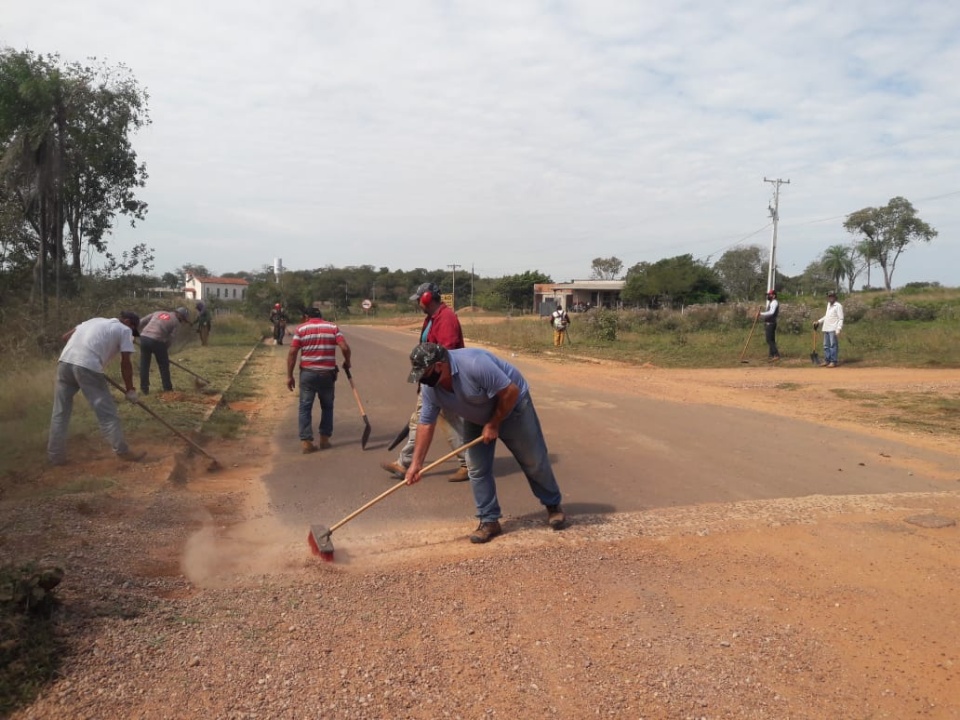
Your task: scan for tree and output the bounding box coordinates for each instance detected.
[843,197,937,291]
[712,246,766,300]
[590,257,623,280]
[493,270,552,311]
[621,254,725,307]
[820,245,854,293]
[0,48,150,303]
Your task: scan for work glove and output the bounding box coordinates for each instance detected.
[342,361,351,372]
[125,389,139,404]
[812,322,819,330]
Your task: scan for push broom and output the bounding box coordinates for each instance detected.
[308,436,483,562]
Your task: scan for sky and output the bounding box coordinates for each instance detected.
[3,0,959,288]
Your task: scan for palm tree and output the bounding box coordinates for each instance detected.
[821,245,853,294]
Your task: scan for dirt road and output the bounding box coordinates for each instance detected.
[4,340,959,719]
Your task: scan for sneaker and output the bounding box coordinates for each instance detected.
[546,504,566,530]
[819,361,828,367]
[318,436,331,449]
[469,521,502,544]
[118,450,146,463]
[380,460,407,479]
[448,466,470,482]
[301,440,318,454]
[827,362,837,368]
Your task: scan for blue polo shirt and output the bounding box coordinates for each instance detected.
[419,348,529,426]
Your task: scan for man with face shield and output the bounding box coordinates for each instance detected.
[404,342,566,544]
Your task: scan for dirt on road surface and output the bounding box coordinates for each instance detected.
[3,348,959,720]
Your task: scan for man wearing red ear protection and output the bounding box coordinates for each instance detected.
[381,282,469,482]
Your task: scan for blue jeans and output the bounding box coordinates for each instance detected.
[139,336,172,393]
[461,395,562,522]
[823,331,839,364]
[298,369,336,441]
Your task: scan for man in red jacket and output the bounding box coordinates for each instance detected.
[381,282,469,482]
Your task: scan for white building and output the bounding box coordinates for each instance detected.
[184,274,249,303]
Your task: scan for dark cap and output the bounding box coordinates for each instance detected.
[408,342,448,383]
[409,282,441,303]
[119,311,141,337]
[303,306,322,318]
[175,306,189,321]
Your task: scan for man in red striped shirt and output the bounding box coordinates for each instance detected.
[286,307,352,453]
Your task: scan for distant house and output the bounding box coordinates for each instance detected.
[534,280,625,315]
[184,274,249,303]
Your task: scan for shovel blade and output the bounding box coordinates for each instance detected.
[810,351,820,365]
[361,417,371,449]
[387,425,409,451]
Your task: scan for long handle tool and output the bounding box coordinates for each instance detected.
[343,366,371,449]
[308,436,484,561]
[135,339,210,388]
[168,357,211,388]
[810,329,820,365]
[106,376,222,471]
[387,424,410,451]
[738,312,760,364]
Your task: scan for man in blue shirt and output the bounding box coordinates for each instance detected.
[403,343,566,544]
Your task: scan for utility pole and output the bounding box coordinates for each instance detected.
[763,178,790,292]
[448,263,461,310]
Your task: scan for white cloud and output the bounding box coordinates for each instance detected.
[2,0,958,284]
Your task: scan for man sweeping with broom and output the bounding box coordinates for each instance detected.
[402,343,566,544]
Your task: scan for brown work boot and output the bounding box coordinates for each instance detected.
[301,440,318,454]
[118,449,146,463]
[380,460,407,479]
[448,466,469,482]
[546,504,566,530]
[318,435,331,449]
[469,521,502,544]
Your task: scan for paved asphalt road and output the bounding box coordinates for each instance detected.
[263,325,957,551]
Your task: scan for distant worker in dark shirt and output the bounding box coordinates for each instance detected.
[138,307,190,394]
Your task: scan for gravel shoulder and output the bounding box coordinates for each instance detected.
[4,345,960,719]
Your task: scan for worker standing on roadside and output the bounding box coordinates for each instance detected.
[814,291,845,368]
[194,301,212,346]
[138,307,190,394]
[380,282,469,482]
[286,307,352,453]
[47,311,146,465]
[548,304,570,347]
[758,289,780,362]
[270,303,289,345]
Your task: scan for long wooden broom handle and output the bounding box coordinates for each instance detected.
[329,436,484,534]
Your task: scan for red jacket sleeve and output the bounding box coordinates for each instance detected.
[425,304,464,349]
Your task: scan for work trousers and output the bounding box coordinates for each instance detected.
[461,395,562,522]
[398,393,467,469]
[48,362,130,464]
[298,369,337,441]
[139,336,173,393]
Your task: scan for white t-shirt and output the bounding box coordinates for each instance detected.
[59,318,136,373]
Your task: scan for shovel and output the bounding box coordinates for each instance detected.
[739,312,760,363]
[343,366,371,449]
[308,436,484,561]
[387,424,410,451]
[810,329,820,365]
[106,376,222,471]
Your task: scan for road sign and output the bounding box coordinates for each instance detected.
[361,299,373,310]
[441,293,454,307]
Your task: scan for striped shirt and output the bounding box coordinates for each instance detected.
[290,319,345,372]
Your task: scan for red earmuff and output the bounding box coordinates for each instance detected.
[419,290,433,308]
